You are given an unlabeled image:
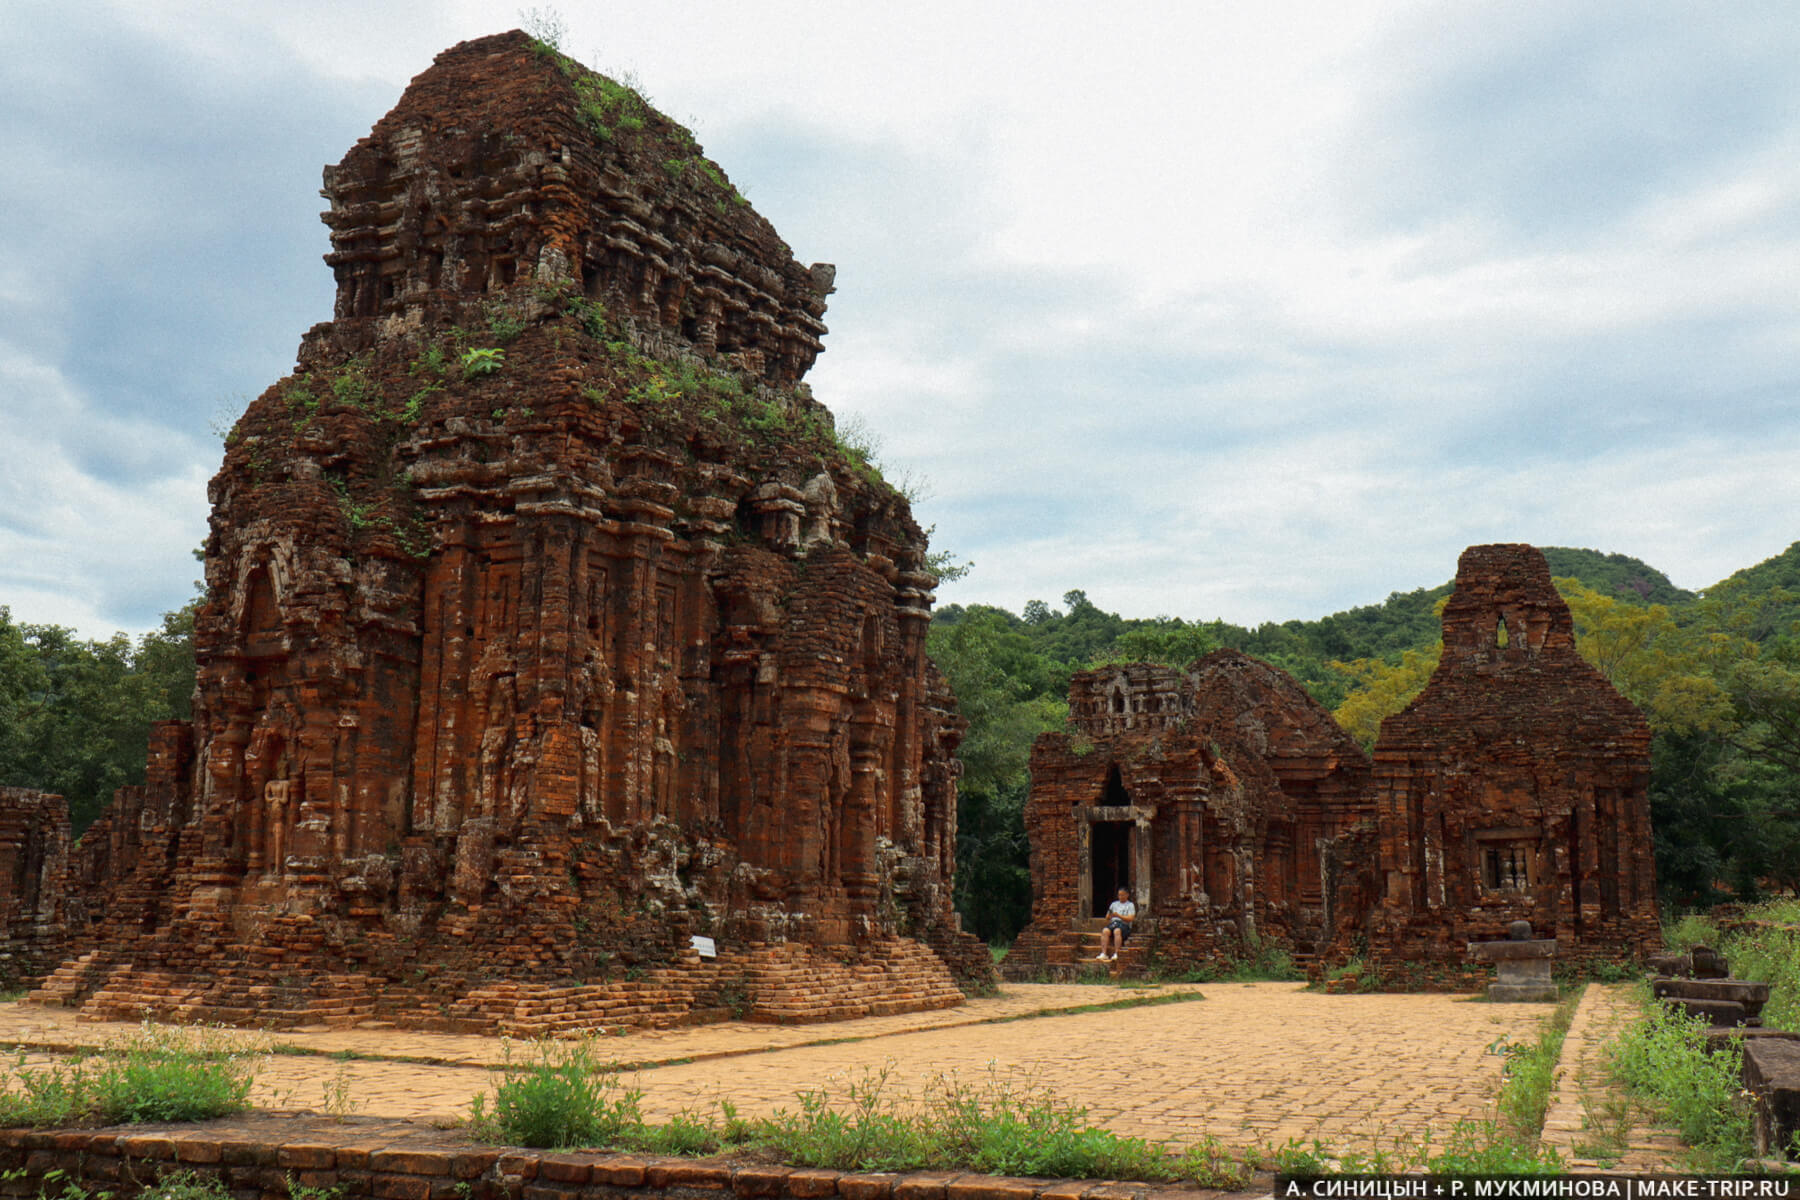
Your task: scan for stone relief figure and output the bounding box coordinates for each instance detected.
[476,673,518,823]
[262,779,293,877]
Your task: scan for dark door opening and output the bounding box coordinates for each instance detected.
[1091,820,1133,916]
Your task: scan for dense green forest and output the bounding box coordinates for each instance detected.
[2,543,1796,946]
[0,602,195,832]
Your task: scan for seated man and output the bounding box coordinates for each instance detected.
[1097,887,1135,961]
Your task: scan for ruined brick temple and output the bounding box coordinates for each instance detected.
[0,790,71,988]
[1003,545,1659,980]
[1002,652,1375,975]
[1343,543,1660,970]
[18,31,990,1029]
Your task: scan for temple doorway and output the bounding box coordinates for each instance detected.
[1090,820,1133,916]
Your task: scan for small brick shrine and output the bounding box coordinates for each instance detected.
[18,31,990,1030]
[1341,543,1660,972]
[1001,650,1374,976]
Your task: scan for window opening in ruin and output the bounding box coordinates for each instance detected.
[1100,763,1130,808]
[1111,689,1126,714]
[1495,615,1510,648]
[1482,845,1530,892]
[1091,820,1133,916]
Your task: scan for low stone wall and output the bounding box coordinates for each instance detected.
[0,1115,1195,1200]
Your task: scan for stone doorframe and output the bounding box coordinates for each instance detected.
[1078,804,1154,918]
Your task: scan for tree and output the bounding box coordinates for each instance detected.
[1556,578,1736,735]
[0,601,197,834]
[928,607,1067,943]
[1330,643,1441,750]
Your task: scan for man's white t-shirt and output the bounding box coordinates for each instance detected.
[1107,898,1135,920]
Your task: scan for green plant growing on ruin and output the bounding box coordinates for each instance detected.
[520,7,568,55]
[285,1174,345,1200]
[565,295,609,340]
[485,305,528,344]
[394,383,440,425]
[319,1064,361,1120]
[139,1170,234,1200]
[461,347,505,378]
[413,341,450,378]
[330,355,377,410]
[286,385,321,432]
[1491,991,1579,1143]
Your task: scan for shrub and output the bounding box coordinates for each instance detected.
[142,1170,234,1200]
[1610,995,1753,1170]
[0,1023,258,1127]
[468,1037,643,1149]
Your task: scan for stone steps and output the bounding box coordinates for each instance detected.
[22,952,107,1007]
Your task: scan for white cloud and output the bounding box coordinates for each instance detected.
[2,0,1797,642]
[0,343,211,636]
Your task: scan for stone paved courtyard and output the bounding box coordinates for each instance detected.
[0,981,1565,1154]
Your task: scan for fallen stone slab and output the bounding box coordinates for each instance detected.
[1742,1038,1800,1162]
[1651,977,1771,1009]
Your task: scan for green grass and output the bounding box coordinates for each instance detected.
[0,1023,258,1127]
[1609,988,1754,1171]
[467,1042,1248,1184]
[1153,935,1304,983]
[469,1021,1582,1183]
[1492,990,1581,1143]
[1662,899,1800,1031]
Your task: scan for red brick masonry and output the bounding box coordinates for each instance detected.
[0,1117,1240,1200]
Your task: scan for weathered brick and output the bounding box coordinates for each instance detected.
[18,26,994,1041]
[838,1174,899,1200]
[589,1157,647,1187]
[656,1161,732,1189]
[371,1150,457,1177]
[277,1144,338,1170]
[892,1173,959,1200]
[373,1173,435,1200]
[783,1168,844,1199]
[534,1155,592,1185]
[945,1178,1040,1200]
[451,1151,501,1181]
[733,1165,791,1197]
[1004,544,1659,985]
[118,1135,177,1161]
[495,1154,539,1182]
[172,1138,225,1165]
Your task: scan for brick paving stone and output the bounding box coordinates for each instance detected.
[0,983,1546,1157]
[1540,983,1685,1172]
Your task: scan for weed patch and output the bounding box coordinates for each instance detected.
[468,1037,641,1149]
[1609,990,1754,1170]
[0,1022,259,1127]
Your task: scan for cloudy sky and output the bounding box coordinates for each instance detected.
[4,1,1798,640]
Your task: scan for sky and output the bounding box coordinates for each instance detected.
[4,0,1799,641]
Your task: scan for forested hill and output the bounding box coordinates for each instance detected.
[1704,541,1800,639]
[933,545,1692,713]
